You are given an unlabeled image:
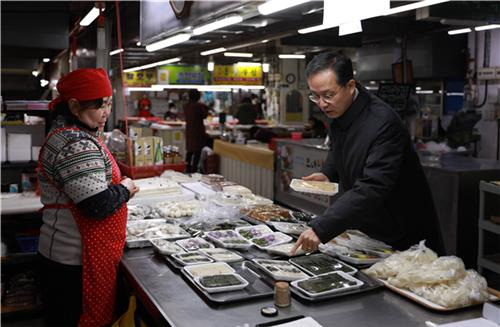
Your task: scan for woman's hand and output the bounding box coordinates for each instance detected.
[302,172,329,182]
[120,178,140,198]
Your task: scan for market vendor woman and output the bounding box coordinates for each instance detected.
[292,53,444,255]
[37,68,139,326]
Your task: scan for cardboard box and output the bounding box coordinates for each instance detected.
[142,137,155,166]
[153,136,164,165]
[133,138,145,167]
[7,133,31,162]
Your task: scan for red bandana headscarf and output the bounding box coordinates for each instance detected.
[49,68,112,110]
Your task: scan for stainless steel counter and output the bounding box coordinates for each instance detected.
[121,248,482,327]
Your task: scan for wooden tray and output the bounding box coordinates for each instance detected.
[379,279,500,311]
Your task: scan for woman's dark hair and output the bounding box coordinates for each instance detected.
[188,89,201,101]
[51,98,104,125]
[241,97,252,104]
[305,52,354,86]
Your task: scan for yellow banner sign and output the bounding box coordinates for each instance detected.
[213,65,262,85]
[123,70,157,87]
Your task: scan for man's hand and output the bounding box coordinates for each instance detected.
[302,172,329,182]
[120,177,140,199]
[291,228,321,255]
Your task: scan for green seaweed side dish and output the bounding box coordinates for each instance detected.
[199,274,243,288]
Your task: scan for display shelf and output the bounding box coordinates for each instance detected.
[478,180,500,277]
[480,181,500,196]
[478,255,500,275]
[479,220,500,235]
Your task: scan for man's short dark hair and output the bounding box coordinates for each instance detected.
[305,52,354,86]
[188,89,201,101]
[241,97,252,104]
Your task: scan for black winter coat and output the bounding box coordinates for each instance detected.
[310,85,444,254]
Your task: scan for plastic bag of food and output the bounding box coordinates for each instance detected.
[107,129,127,153]
[388,256,466,288]
[365,240,438,279]
[180,201,249,233]
[410,269,490,308]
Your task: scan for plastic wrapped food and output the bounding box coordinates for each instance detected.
[410,270,490,308]
[365,241,437,279]
[388,256,466,288]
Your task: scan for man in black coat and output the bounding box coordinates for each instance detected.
[292,53,444,255]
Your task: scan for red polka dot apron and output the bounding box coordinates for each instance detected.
[39,127,127,327]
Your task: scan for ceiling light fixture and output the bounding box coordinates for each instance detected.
[193,15,243,36]
[262,63,270,73]
[447,28,472,35]
[200,47,227,56]
[136,41,142,46]
[32,71,39,77]
[40,79,49,87]
[208,56,215,72]
[145,33,191,52]
[109,48,124,56]
[43,58,50,63]
[474,24,500,31]
[123,57,181,73]
[385,0,450,16]
[79,7,101,26]
[298,23,336,34]
[279,54,306,59]
[339,20,362,36]
[224,52,253,58]
[258,0,311,16]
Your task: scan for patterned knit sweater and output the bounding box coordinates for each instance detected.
[38,122,123,265]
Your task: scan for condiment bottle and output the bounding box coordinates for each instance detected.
[274,281,290,307]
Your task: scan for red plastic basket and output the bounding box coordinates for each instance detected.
[117,161,186,179]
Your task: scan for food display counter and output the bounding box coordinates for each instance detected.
[274,138,330,216]
[121,248,483,327]
[214,140,274,199]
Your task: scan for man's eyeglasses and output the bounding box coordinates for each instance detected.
[308,87,344,104]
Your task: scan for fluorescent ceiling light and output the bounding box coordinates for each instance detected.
[298,23,336,34]
[279,54,305,59]
[262,63,270,73]
[474,24,500,31]
[385,0,450,15]
[80,7,100,26]
[447,92,464,96]
[193,15,243,36]
[448,28,472,35]
[109,48,124,56]
[339,21,362,36]
[123,57,181,73]
[201,47,227,56]
[416,90,434,94]
[32,71,39,77]
[40,79,49,87]
[146,33,191,52]
[261,39,269,43]
[236,62,261,66]
[224,52,253,58]
[43,58,50,63]
[258,0,311,16]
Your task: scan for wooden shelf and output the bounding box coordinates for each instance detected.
[1,303,42,316]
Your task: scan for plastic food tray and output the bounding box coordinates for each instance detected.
[290,179,338,196]
[235,225,274,240]
[180,261,274,304]
[266,243,306,257]
[199,248,244,263]
[289,253,357,275]
[251,232,293,250]
[269,222,307,235]
[291,271,363,298]
[184,262,235,278]
[253,259,309,282]
[171,251,214,266]
[195,273,249,293]
[150,238,186,255]
[175,237,215,252]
